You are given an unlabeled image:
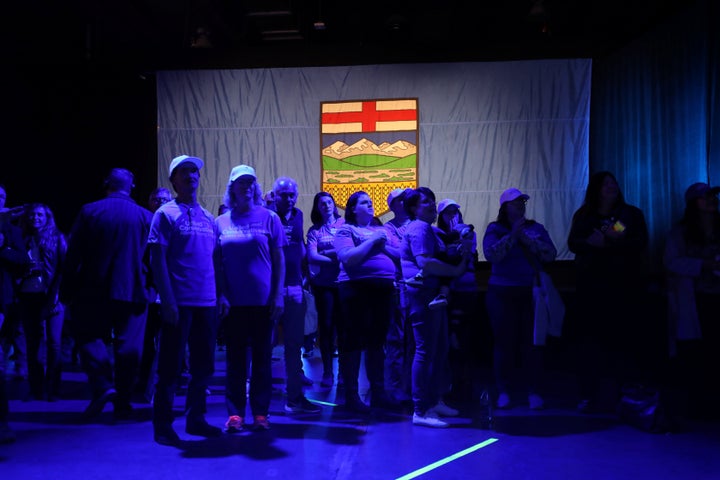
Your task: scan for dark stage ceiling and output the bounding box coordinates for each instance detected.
[9,0,696,71]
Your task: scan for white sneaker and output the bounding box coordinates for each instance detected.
[431,400,459,417]
[496,392,511,409]
[428,294,448,310]
[413,411,449,428]
[404,273,424,287]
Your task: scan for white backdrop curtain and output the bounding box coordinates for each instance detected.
[157,59,591,259]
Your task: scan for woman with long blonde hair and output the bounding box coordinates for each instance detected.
[18,203,67,401]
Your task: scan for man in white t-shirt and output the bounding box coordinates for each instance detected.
[148,155,221,446]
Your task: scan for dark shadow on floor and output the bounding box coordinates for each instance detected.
[492,414,618,437]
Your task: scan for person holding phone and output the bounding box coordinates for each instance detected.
[567,171,649,414]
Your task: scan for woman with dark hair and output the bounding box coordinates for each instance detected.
[567,171,648,413]
[483,188,557,411]
[401,187,470,427]
[434,199,484,405]
[306,192,344,387]
[17,203,67,401]
[664,182,720,420]
[334,191,398,412]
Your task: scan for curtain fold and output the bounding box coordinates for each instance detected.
[157,60,591,259]
[590,0,719,267]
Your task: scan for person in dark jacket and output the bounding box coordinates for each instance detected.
[0,184,28,443]
[61,168,152,420]
[567,171,649,413]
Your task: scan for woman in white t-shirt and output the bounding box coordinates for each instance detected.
[215,165,286,432]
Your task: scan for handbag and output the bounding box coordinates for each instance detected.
[521,246,565,346]
[532,270,565,345]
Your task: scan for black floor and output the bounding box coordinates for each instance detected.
[2,345,719,480]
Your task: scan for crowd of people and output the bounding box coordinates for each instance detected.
[0,159,718,445]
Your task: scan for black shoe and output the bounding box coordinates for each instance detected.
[0,422,16,444]
[345,393,371,413]
[154,425,181,446]
[23,392,43,402]
[186,419,222,437]
[370,391,401,410]
[113,402,135,421]
[284,397,322,414]
[83,388,117,419]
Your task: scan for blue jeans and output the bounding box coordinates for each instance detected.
[224,306,274,417]
[311,284,340,377]
[385,284,413,400]
[408,286,450,415]
[153,306,218,426]
[19,293,64,398]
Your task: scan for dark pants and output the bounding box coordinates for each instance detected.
[385,284,414,400]
[224,306,274,417]
[153,306,218,427]
[0,305,26,379]
[19,293,64,398]
[311,284,340,377]
[0,313,8,422]
[72,300,147,406]
[136,302,162,399]
[278,286,306,404]
[338,279,394,397]
[486,284,544,396]
[448,290,489,402]
[572,282,643,404]
[672,292,720,420]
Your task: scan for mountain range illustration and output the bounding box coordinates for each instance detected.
[323,138,417,160]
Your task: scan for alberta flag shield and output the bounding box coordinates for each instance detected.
[320,99,419,215]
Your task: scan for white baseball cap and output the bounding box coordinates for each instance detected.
[437,199,460,214]
[168,155,204,178]
[387,188,411,207]
[499,188,529,206]
[229,164,257,183]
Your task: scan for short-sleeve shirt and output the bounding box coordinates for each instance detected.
[148,200,217,307]
[216,206,287,306]
[400,219,446,290]
[384,219,410,248]
[335,223,396,282]
[306,217,344,287]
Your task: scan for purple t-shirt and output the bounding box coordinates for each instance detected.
[400,219,446,290]
[215,206,286,306]
[148,200,217,307]
[384,219,410,248]
[307,217,344,287]
[334,223,397,282]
